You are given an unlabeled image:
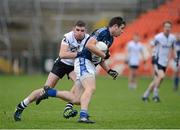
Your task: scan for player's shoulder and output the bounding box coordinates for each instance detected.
[62,31,74,44]
[127,40,134,46]
[155,32,163,38]
[64,31,73,38]
[169,33,176,40]
[85,33,90,39]
[96,27,107,33]
[93,27,107,36]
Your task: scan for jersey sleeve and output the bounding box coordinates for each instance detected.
[172,36,177,48]
[92,29,105,41]
[61,36,70,45]
[126,42,131,52]
[151,35,159,46]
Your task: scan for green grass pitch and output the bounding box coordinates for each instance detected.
[0,75,180,129]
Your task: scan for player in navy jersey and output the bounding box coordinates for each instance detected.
[75,16,125,123]
[35,17,126,123]
[173,34,180,91]
[13,20,89,121]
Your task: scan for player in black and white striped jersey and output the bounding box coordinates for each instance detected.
[142,21,177,102]
[126,33,145,89]
[14,20,89,121]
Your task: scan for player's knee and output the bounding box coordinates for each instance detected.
[33,88,44,98]
[89,86,96,94]
[84,86,96,95]
[71,98,80,105]
[93,87,96,92]
[32,89,40,95]
[158,74,165,81]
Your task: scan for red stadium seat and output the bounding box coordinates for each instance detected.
[98,0,180,76]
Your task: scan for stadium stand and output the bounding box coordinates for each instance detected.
[0,0,176,75]
[0,57,13,74]
[98,0,180,76]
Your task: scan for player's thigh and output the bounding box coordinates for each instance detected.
[49,60,74,87]
[129,65,138,74]
[74,58,96,80]
[44,72,60,87]
[157,69,165,79]
[68,71,76,82]
[131,68,137,76]
[80,74,96,91]
[177,68,180,76]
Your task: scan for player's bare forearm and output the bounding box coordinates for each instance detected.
[85,38,106,58]
[100,60,110,72]
[141,51,146,63]
[59,43,77,59]
[59,51,77,59]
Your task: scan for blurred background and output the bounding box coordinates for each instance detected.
[0,0,179,75]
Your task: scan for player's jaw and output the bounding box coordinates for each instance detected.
[74,26,86,41]
[163,24,172,35]
[112,24,125,37]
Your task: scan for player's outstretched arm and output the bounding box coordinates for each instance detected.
[100,61,118,80]
[99,60,110,72]
[59,41,77,59]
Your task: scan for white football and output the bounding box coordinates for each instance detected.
[91,41,108,65]
[96,41,108,52]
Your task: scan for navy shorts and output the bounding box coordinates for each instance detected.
[129,65,139,69]
[155,63,166,73]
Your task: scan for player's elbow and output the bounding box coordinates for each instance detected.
[85,43,90,48]
[59,52,66,59]
[85,42,93,50]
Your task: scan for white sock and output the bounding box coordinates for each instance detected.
[132,83,137,89]
[23,98,30,106]
[143,89,150,98]
[18,98,30,110]
[65,102,73,110]
[128,83,133,89]
[153,87,159,97]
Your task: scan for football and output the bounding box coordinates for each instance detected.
[91,41,108,64]
[96,41,108,52]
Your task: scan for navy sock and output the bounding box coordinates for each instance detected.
[47,89,57,97]
[174,76,179,89]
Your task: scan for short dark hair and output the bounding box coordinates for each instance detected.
[163,21,172,26]
[74,20,86,27]
[108,16,126,27]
